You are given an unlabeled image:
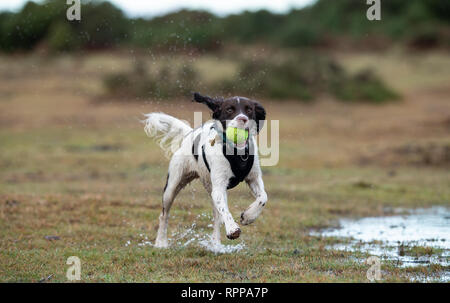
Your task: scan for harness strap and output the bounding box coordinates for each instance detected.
[192,134,200,161]
[201,145,210,172]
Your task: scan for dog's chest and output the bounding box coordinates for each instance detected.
[222,142,254,189]
[192,125,255,189]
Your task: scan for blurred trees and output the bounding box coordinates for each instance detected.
[0,0,129,52]
[0,0,448,53]
[0,1,61,51]
[129,10,222,51]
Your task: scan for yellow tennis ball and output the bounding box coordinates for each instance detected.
[226,127,248,144]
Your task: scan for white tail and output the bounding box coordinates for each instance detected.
[143,112,192,158]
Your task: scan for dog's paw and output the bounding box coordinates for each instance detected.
[226,227,241,240]
[240,201,264,225]
[240,211,257,225]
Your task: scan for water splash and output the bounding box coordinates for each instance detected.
[171,213,246,254]
[198,235,246,254]
[124,213,246,253]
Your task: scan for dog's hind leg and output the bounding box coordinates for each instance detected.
[154,172,179,248]
[155,158,197,248]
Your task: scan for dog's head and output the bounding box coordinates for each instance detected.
[193,92,266,135]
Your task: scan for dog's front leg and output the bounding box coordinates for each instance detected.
[211,185,241,240]
[241,171,268,225]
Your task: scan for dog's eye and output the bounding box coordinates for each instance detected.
[246,108,253,114]
[226,108,234,114]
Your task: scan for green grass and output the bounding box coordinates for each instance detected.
[398,245,445,257]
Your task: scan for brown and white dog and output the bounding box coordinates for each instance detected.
[144,92,267,248]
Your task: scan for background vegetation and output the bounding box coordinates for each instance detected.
[1,0,448,102]
[102,53,398,102]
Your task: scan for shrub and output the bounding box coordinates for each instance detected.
[332,69,399,103]
[103,73,133,98]
[104,53,399,103]
[216,55,398,103]
[103,61,199,100]
[47,22,79,52]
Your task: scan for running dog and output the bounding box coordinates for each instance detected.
[143,92,267,248]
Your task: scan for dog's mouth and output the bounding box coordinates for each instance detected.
[234,127,249,149]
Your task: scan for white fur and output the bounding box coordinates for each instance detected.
[143,113,267,248]
[143,112,192,158]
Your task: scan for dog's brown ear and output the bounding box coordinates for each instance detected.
[254,101,266,133]
[193,92,220,113]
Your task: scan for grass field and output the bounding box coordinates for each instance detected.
[0,49,449,282]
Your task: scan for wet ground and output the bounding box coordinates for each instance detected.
[314,207,449,282]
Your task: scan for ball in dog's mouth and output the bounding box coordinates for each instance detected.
[226,127,249,148]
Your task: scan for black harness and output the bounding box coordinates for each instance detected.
[221,132,254,189]
[193,125,254,190]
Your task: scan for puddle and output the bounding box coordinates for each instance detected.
[314,207,450,281]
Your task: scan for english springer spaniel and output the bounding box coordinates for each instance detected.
[144,92,267,248]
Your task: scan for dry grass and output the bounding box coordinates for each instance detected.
[0,50,449,282]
